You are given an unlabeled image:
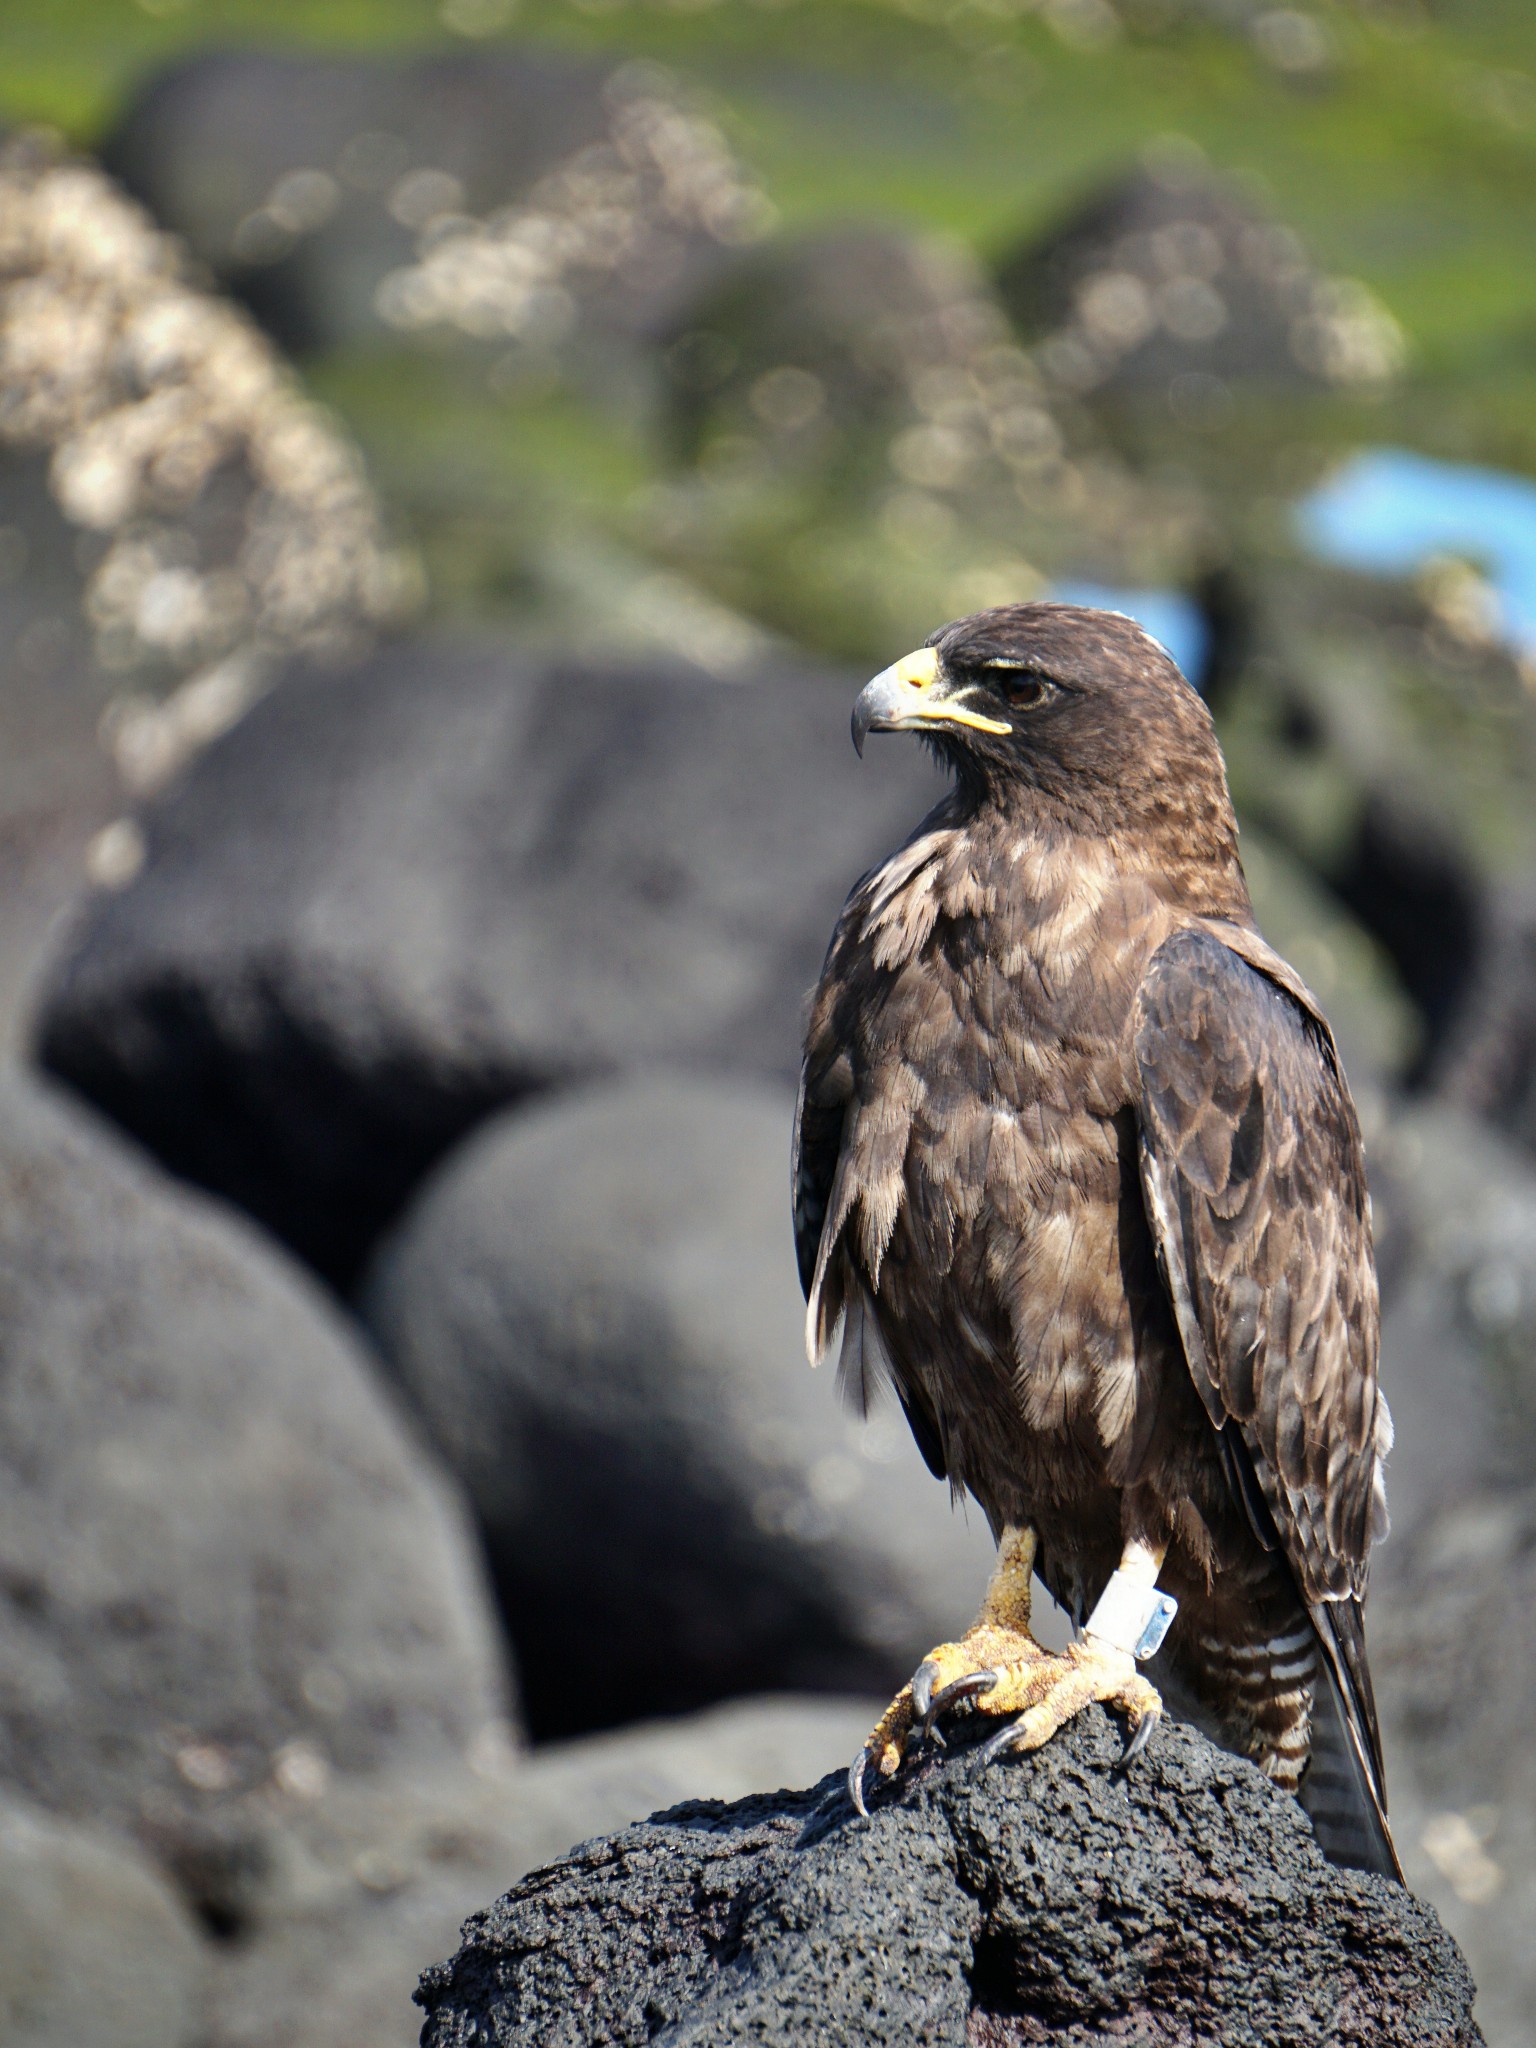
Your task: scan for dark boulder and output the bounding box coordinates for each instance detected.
[416,1705,1481,2048]
[101,49,755,362]
[997,156,1401,401]
[100,49,611,355]
[34,635,940,1284]
[0,1068,510,1930]
[363,1073,996,1739]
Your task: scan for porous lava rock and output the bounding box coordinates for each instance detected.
[35,635,939,1284]
[416,1706,1481,2048]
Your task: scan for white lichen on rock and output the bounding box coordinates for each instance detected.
[0,133,421,792]
[374,63,775,350]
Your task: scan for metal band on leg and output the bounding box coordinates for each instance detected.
[1082,1568,1178,1662]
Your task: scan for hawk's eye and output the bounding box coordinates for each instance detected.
[984,665,1051,709]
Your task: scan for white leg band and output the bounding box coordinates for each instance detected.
[1083,1568,1178,1662]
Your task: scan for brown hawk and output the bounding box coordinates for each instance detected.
[794,602,1400,1880]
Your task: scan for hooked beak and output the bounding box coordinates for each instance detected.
[851,646,1013,757]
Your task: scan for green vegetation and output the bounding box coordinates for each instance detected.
[12,2,1536,541]
[9,2,1536,377]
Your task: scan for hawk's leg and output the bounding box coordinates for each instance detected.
[848,1531,1167,1815]
[974,1535,1166,1769]
[850,1523,1048,1814]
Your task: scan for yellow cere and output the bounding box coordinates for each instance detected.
[865,645,1012,738]
[894,648,941,691]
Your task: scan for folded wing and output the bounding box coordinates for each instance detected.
[1133,922,1399,1878]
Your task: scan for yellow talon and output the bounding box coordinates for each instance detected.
[847,1527,1166,1815]
[848,1524,1046,1813]
[976,1636,1163,1762]
[865,1682,917,1784]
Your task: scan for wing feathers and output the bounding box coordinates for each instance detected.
[1134,924,1395,1865]
[1133,925,1385,1608]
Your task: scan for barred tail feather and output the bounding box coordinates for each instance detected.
[1301,1600,1403,1883]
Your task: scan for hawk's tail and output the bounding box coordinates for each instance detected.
[1301,1599,1403,1884]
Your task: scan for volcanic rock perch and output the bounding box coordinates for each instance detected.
[415,1708,1480,2047]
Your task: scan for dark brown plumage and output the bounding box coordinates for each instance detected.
[794,601,1398,1876]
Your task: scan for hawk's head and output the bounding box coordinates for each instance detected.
[852,602,1230,844]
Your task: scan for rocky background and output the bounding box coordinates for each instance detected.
[1,2,1535,2043]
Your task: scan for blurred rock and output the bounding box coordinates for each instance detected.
[1435,879,1536,1153]
[103,48,601,351]
[1333,790,1483,1081]
[35,634,942,1285]
[0,455,122,1053]
[1237,819,1418,1094]
[1338,1099,1536,2039]
[651,224,1213,665]
[998,153,1402,401]
[0,1067,511,1929]
[0,136,414,724]
[503,1692,885,1840]
[662,225,1012,458]
[364,1074,997,1740]
[0,1792,205,2048]
[1203,553,1536,1095]
[102,49,767,365]
[416,1706,1480,2048]
[1370,1103,1536,1529]
[202,1694,881,2048]
[1273,573,1536,1154]
[1372,1483,1536,2048]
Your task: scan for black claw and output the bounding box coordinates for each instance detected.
[849,1746,872,1818]
[912,1666,1000,1745]
[1112,1705,1160,1779]
[976,1712,1029,1768]
[925,1671,999,1720]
